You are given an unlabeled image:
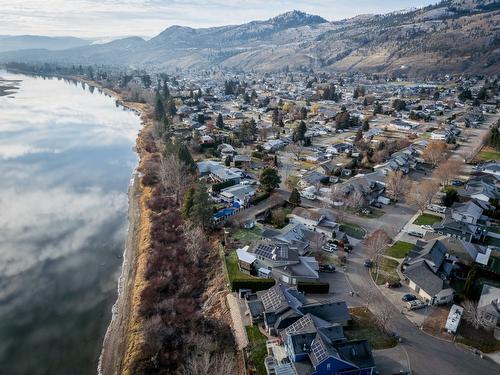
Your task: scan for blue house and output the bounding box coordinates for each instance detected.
[280,314,375,375]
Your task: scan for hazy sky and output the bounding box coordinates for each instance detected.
[2,0,437,39]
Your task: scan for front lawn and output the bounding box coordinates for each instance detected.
[371,257,400,285]
[476,147,500,162]
[231,226,262,244]
[245,326,268,375]
[340,223,366,240]
[413,213,442,226]
[345,307,398,350]
[386,241,413,259]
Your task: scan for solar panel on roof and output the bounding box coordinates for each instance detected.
[284,314,313,335]
[261,288,282,311]
[311,338,328,363]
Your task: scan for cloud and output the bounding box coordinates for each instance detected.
[1,0,437,38]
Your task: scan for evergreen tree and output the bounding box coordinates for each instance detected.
[260,168,281,193]
[362,119,370,132]
[216,113,224,129]
[272,108,280,126]
[189,183,213,230]
[373,101,383,115]
[293,121,307,143]
[289,188,301,207]
[154,95,165,121]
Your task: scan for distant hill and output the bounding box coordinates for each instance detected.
[0,35,90,53]
[1,2,498,76]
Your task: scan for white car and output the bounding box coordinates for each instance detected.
[420,225,433,231]
[321,244,337,253]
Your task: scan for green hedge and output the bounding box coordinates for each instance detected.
[297,281,330,294]
[230,278,275,292]
[224,250,275,292]
[212,179,236,192]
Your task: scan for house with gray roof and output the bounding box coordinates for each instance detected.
[403,239,454,305]
[477,284,500,332]
[451,200,483,225]
[246,285,350,334]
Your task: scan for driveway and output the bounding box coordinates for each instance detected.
[346,239,500,374]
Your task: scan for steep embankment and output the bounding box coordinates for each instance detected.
[95,92,156,375]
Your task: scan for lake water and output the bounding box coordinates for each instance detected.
[0,71,141,375]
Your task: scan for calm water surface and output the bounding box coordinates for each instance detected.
[0,71,141,375]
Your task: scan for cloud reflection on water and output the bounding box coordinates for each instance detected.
[0,71,141,375]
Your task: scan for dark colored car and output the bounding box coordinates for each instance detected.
[451,180,464,186]
[364,259,373,268]
[386,281,402,288]
[371,202,383,208]
[319,264,336,272]
[402,294,417,302]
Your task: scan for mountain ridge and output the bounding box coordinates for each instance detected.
[0,1,498,76]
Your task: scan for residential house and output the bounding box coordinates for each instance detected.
[432,217,485,243]
[403,240,454,305]
[219,184,257,206]
[280,314,375,375]
[451,200,483,225]
[458,177,500,203]
[481,162,500,177]
[288,207,339,237]
[477,284,500,332]
[264,139,286,152]
[246,285,350,333]
[389,118,418,132]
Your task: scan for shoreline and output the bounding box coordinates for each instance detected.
[98,171,141,375]
[63,75,153,375]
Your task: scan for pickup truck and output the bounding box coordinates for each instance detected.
[406,300,427,311]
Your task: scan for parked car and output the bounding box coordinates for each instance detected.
[401,294,417,302]
[364,259,373,268]
[408,231,424,238]
[321,244,337,252]
[386,281,402,288]
[420,225,433,231]
[371,202,383,208]
[406,300,427,310]
[427,204,446,214]
[450,180,464,186]
[319,264,336,273]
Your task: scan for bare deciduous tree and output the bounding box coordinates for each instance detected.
[463,300,494,330]
[375,303,395,332]
[406,180,440,213]
[329,186,347,223]
[364,229,392,283]
[288,142,304,161]
[183,351,236,375]
[434,158,463,186]
[422,140,447,167]
[345,190,365,212]
[159,152,193,204]
[385,170,411,200]
[183,223,206,263]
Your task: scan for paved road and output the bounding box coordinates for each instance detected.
[346,237,500,375]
